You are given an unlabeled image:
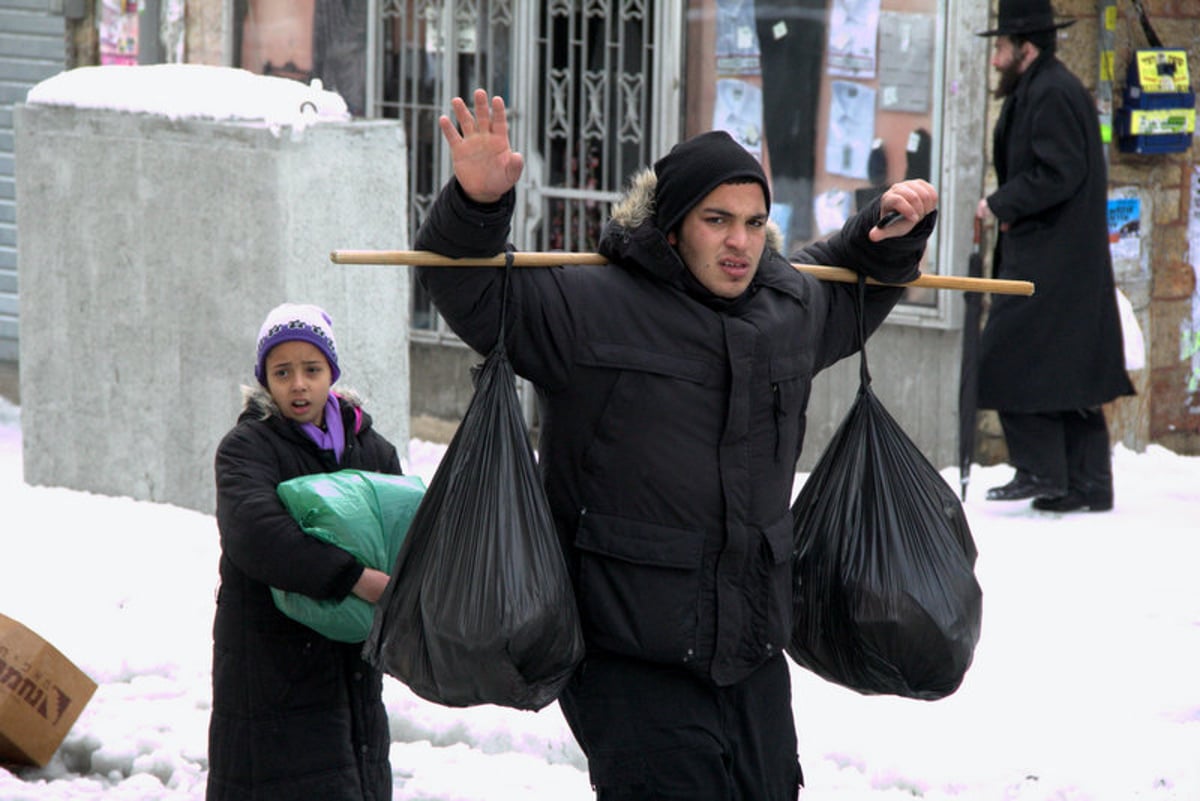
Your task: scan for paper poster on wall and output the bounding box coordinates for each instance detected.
[715,0,761,75]
[713,78,765,160]
[163,0,187,62]
[828,0,880,78]
[1107,196,1141,262]
[99,0,138,66]
[878,12,934,112]
[825,81,876,179]
[1186,165,1200,396]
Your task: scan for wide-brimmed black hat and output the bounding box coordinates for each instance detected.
[976,0,1075,36]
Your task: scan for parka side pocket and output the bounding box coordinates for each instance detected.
[754,511,797,656]
[574,510,704,665]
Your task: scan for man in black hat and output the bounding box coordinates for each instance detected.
[975,0,1134,512]
[412,88,937,800]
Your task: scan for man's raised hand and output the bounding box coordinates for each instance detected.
[438,89,525,204]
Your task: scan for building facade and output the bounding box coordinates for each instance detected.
[9,0,1199,463]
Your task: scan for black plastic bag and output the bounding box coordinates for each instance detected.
[363,252,584,710]
[787,277,982,700]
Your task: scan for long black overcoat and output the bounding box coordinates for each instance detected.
[415,170,934,687]
[978,52,1134,412]
[207,388,401,801]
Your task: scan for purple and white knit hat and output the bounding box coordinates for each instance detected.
[254,303,340,386]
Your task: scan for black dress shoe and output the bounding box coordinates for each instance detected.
[985,474,1066,501]
[1032,491,1113,513]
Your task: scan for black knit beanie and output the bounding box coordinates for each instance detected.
[653,130,770,235]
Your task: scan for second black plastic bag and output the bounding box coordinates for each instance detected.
[787,277,983,700]
[364,252,584,711]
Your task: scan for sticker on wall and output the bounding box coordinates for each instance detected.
[1107,196,1141,262]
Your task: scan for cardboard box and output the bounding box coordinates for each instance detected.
[0,613,97,767]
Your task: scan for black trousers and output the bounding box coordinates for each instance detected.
[559,652,802,801]
[998,408,1113,497]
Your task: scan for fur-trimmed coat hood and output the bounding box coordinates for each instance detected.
[598,167,784,291]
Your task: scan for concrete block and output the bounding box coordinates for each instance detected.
[15,104,409,514]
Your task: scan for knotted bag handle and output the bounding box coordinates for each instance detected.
[854,273,872,390]
[495,245,516,357]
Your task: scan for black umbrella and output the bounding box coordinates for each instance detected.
[958,217,985,501]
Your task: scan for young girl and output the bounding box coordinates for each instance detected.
[207,303,400,801]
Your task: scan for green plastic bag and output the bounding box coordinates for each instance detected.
[272,470,426,643]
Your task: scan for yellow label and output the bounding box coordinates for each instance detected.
[1101,51,1114,82]
[1104,6,1117,30]
[1128,108,1196,135]
[1135,51,1190,93]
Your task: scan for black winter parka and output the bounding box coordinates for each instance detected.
[979,52,1134,411]
[207,388,401,801]
[416,172,935,686]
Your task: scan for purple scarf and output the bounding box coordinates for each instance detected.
[300,394,346,463]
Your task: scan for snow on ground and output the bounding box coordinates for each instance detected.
[1,394,1198,800]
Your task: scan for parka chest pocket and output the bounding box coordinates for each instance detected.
[767,352,814,461]
[574,510,704,665]
[769,351,813,411]
[579,340,724,467]
[583,341,716,384]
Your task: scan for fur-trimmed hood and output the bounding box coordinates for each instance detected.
[604,167,784,254]
[600,169,787,297]
[239,384,367,422]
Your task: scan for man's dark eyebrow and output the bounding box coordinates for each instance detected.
[696,205,769,219]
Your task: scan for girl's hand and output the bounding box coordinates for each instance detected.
[351,567,389,604]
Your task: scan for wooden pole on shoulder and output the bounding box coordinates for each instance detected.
[330,249,1034,296]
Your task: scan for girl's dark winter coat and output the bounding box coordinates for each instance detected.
[207,388,400,801]
[979,51,1134,412]
[415,171,935,687]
